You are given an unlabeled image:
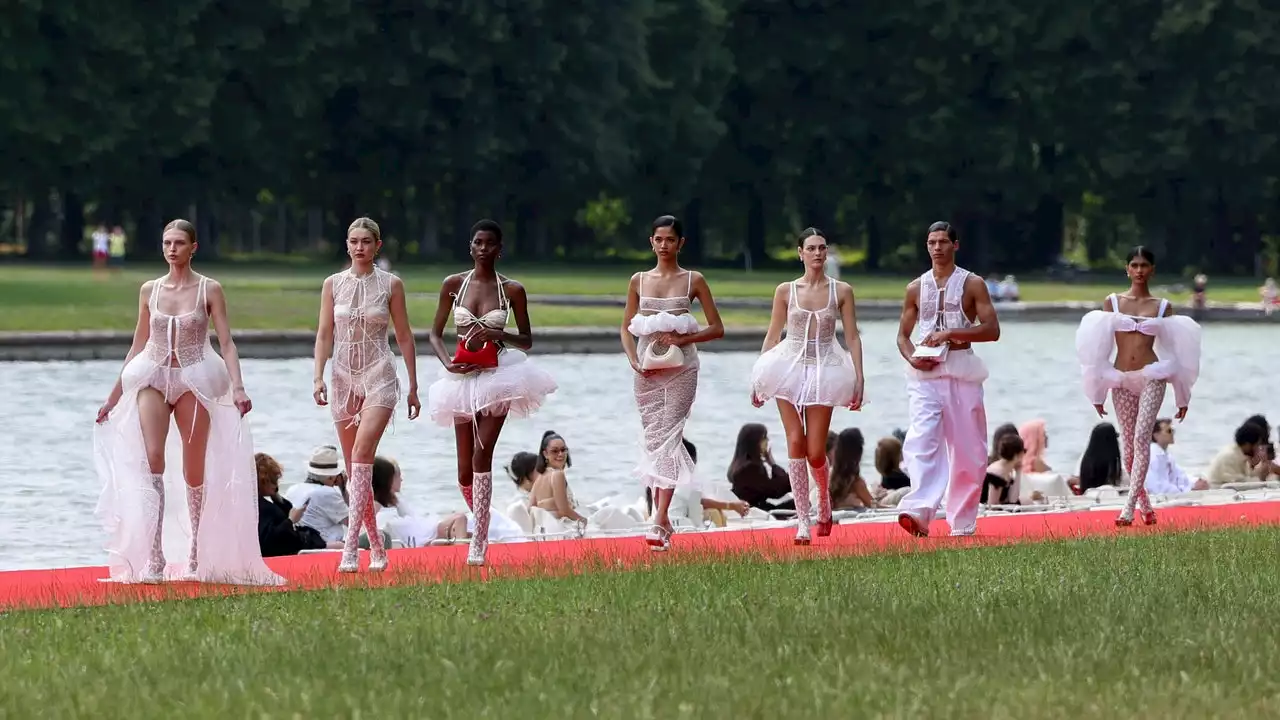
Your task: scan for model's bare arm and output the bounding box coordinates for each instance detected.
[897,281,922,362]
[946,276,1001,343]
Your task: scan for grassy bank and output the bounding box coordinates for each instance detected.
[0,264,1262,332]
[3,528,1279,718]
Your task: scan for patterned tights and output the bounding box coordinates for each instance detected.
[1112,380,1167,521]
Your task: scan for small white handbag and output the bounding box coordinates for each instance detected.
[641,341,685,370]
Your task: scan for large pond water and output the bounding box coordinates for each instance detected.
[2,320,1276,571]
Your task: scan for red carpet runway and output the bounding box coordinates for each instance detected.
[3,502,1277,612]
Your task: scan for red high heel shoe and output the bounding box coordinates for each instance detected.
[1140,510,1157,526]
[816,518,833,537]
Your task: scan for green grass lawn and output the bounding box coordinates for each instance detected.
[3,528,1278,718]
[0,263,1264,332]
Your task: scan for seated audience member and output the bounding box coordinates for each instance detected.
[989,422,1019,463]
[727,423,794,511]
[875,437,911,491]
[1146,419,1209,494]
[649,439,750,526]
[1077,423,1126,492]
[372,457,467,548]
[256,452,329,557]
[983,434,1025,505]
[830,428,877,509]
[1242,415,1278,480]
[284,445,350,546]
[1018,419,1053,473]
[1206,423,1266,487]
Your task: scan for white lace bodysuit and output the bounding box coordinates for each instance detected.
[749,278,857,408]
[329,267,400,425]
[124,276,231,408]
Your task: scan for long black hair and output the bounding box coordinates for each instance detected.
[830,428,865,502]
[506,451,538,487]
[989,422,1019,463]
[727,423,769,480]
[536,430,572,473]
[371,456,398,507]
[1079,423,1123,491]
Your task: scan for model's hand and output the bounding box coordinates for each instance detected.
[751,392,765,408]
[96,400,116,424]
[1093,403,1107,418]
[313,379,328,406]
[730,500,750,517]
[629,357,659,378]
[849,379,865,411]
[907,356,938,372]
[233,388,253,416]
[446,362,479,375]
[468,327,505,346]
[920,330,952,347]
[1175,405,1189,422]
[406,389,421,420]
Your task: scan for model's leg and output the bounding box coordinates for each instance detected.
[940,379,988,536]
[172,393,211,577]
[455,422,476,510]
[1121,381,1167,526]
[803,405,836,536]
[338,407,392,572]
[897,379,948,537]
[137,387,172,583]
[777,400,812,545]
[466,412,508,566]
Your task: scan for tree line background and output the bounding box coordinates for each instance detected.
[2,0,1279,276]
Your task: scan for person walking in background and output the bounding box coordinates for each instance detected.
[108,225,127,273]
[894,221,1001,538]
[92,223,110,276]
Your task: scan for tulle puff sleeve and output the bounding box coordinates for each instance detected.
[1154,315,1201,407]
[1075,310,1118,405]
[628,312,699,337]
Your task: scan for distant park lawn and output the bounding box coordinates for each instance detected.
[0,263,1263,332]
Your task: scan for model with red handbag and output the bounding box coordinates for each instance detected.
[312,217,421,574]
[619,215,726,552]
[425,219,558,566]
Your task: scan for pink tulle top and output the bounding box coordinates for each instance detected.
[1074,295,1202,407]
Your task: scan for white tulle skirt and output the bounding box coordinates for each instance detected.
[750,338,857,408]
[94,351,284,585]
[426,349,558,425]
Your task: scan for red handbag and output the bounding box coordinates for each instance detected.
[453,327,500,368]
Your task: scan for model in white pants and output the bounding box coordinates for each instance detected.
[893,222,1002,538]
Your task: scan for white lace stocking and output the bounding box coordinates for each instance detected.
[467,472,493,565]
[340,462,374,570]
[186,484,204,575]
[788,458,811,536]
[144,473,166,579]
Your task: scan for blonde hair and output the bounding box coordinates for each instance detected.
[164,219,197,243]
[348,217,381,243]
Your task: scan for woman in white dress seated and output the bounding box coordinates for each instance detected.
[646,439,750,528]
[372,457,524,547]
